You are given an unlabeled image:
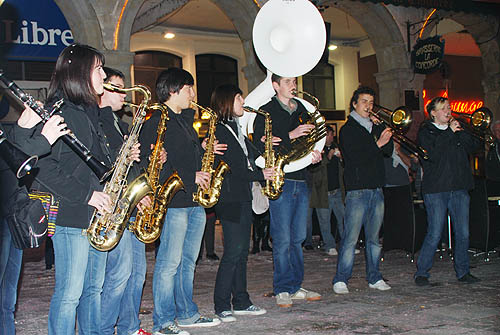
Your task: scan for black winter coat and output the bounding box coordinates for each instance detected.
[339,115,393,191]
[14,100,110,229]
[418,120,480,194]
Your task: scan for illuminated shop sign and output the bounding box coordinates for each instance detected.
[423,90,484,114]
[0,0,73,61]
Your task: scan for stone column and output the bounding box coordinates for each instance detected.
[101,50,135,87]
[482,73,500,121]
[375,68,426,140]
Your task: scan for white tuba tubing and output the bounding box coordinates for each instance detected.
[242,0,327,174]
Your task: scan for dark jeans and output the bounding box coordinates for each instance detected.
[214,202,252,314]
[416,190,471,279]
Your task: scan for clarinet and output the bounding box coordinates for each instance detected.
[0,70,112,182]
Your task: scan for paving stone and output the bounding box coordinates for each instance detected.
[14,228,500,335]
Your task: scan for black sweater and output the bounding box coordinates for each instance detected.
[139,107,202,208]
[14,100,111,229]
[252,96,307,181]
[418,120,480,194]
[214,120,264,221]
[339,115,393,191]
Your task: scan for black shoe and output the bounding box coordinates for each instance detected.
[206,253,220,261]
[303,245,313,251]
[261,242,272,252]
[251,244,260,254]
[415,276,430,286]
[458,273,481,284]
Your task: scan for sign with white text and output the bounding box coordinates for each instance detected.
[0,0,74,61]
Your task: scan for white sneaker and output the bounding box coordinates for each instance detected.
[233,305,267,315]
[290,287,321,301]
[369,279,391,291]
[333,282,349,294]
[327,248,338,256]
[276,292,292,307]
[216,311,237,322]
[354,249,360,254]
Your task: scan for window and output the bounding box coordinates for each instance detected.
[2,60,55,81]
[133,51,182,102]
[302,62,335,111]
[195,54,238,107]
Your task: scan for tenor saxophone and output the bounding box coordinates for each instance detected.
[191,102,230,208]
[87,84,153,251]
[129,103,185,244]
[243,107,285,200]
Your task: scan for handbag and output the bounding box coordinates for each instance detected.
[5,187,58,249]
[252,182,269,215]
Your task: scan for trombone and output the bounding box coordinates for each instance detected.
[370,104,429,160]
[451,107,494,146]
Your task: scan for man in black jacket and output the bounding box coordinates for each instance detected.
[98,67,150,335]
[142,68,221,335]
[252,74,322,308]
[333,86,393,294]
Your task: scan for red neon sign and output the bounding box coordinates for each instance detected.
[423,90,483,114]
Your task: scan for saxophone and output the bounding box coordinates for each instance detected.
[191,102,230,208]
[129,103,185,244]
[87,84,153,251]
[243,107,285,200]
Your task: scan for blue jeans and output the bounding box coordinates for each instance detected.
[269,179,309,295]
[152,206,206,331]
[0,219,23,335]
[416,190,471,279]
[49,226,107,335]
[316,189,345,250]
[214,202,252,314]
[334,188,384,285]
[101,227,146,335]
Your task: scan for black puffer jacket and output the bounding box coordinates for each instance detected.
[339,115,393,191]
[418,120,480,194]
[14,100,110,229]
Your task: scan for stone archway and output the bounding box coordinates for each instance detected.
[422,11,500,120]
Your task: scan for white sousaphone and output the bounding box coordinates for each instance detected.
[240,0,327,173]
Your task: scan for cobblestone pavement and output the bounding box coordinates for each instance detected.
[15,227,500,335]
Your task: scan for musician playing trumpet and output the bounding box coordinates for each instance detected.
[252,74,322,308]
[414,96,481,286]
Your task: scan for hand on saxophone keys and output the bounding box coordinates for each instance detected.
[262,166,278,181]
[202,138,227,155]
[195,171,211,191]
[137,195,153,214]
[126,142,141,163]
[260,135,282,146]
[88,191,112,214]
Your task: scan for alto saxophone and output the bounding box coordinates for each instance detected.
[87,84,153,251]
[191,102,230,208]
[129,103,185,244]
[243,107,285,200]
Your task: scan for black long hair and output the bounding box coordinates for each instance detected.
[210,84,242,122]
[47,44,105,106]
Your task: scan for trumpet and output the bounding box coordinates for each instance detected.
[451,107,494,146]
[370,104,429,160]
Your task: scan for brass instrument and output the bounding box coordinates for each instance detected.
[87,84,152,251]
[130,103,185,244]
[451,107,494,146]
[191,102,230,208]
[370,104,429,160]
[243,107,284,200]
